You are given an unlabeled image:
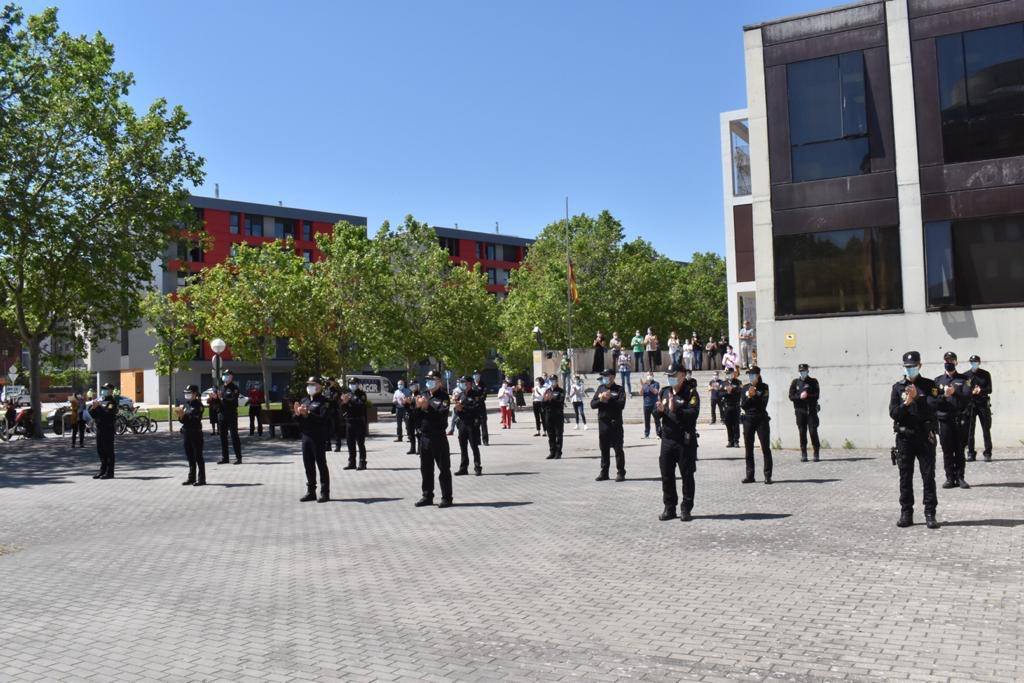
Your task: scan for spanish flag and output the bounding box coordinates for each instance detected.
[568,260,580,304]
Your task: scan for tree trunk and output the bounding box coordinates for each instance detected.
[28,337,44,438]
[260,354,272,407]
[167,371,174,434]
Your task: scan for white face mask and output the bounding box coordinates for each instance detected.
[100,390,112,398]
[348,384,358,392]
[184,392,195,401]
[799,371,808,380]
[905,367,920,379]
[970,362,979,370]
[398,382,405,389]
[667,377,678,387]
[472,375,480,383]
[306,385,318,397]
[599,377,608,386]
[425,380,438,391]
[457,382,466,391]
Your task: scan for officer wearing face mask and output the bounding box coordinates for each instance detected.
[293,376,330,502]
[453,375,483,475]
[656,363,700,521]
[217,371,242,464]
[591,368,628,481]
[415,370,453,508]
[890,351,940,529]
[720,367,742,448]
[340,377,369,470]
[740,366,772,485]
[177,384,206,486]
[934,352,971,490]
[90,382,119,479]
[542,374,565,460]
[964,355,993,462]
[470,371,489,446]
[321,378,340,452]
[789,363,821,462]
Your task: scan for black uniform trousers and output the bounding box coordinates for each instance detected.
[395,407,406,440]
[533,403,545,433]
[249,404,263,435]
[660,436,696,510]
[333,413,346,451]
[420,433,453,500]
[218,413,242,462]
[405,412,418,453]
[96,429,116,476]
[346,421,367,466]
[183,427,205,483]
[795,407,820,455]
[479,409,489,445]
[457,418,482,471]
[897,437,937,515]
[938,419,966,482]
[301,432,330,494]
[598,421,626,475]
[545,411,564,458]
[709,399,718,423]
[742,415,772,479]
[967,403,992,457]
[722,405,740,446]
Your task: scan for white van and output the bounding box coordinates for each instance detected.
[346,375,393,406]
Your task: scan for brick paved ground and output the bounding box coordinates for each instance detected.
[1,416,1022,682]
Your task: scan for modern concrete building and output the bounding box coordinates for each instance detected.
[724,0,1023,448]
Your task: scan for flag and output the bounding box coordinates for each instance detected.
[568,260,579,304]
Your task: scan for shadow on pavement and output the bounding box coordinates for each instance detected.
[454,501,533,508]
[480,471,539,476]
[330,497,403,504]
[819,457,876,462]
[970,482,1024,488]
[942,518,1024,527]
[207,483,264,488]
[366,467,419,472]
[772,478,841,484]
[693,513,793,521]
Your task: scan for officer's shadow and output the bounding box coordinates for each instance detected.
[329,497,403,504]
[942,518,1024,527]
[693,512,792,521]
[452,501,533,508]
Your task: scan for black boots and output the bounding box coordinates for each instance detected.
[741,477,754,484]
[897,510,913,528]
[800,451,808,462]
[958,478,971,489]
[454,468,469,476]
[414,496,433,507]
[942,479,956,489]
[356,461,366,471]
[680,507,693,522]
[182,479,194,486]
[438,498,453,508]
[343,461,356,470]
[317,489,329,503]
[614,473,626,482]
[658,506,677,521]
[925,513,940,529]
[300,486,317,502]
[813,451,820,462]
[764,477,773,485]
[475,467,482,476]
[595,472,609,481]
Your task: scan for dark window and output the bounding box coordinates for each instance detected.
[937,22,1024,163]
[245,214,263,237]
[476,242,483,259]
[229,212,240,235]
[439,237,460,256]
[193,207,205,225]
[189,241,203,263]
[485,243,496,260]
[925,215,1024,308]
[273,218,295,239]
[774,227,903,316]
[486,268,496,285]
[302,221,313,241]
[302,249,313,263]
[120,328,129,356]
[787,51,869,182]
[176,240,189,261]
[274,337,293,360]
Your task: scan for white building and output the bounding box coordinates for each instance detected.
[722,0,1023,448]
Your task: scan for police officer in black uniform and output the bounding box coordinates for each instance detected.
[415,370,453,508]
[90,382,119,479]
[789,363,821,462]
[890,351,940,529]
[935,351,971,490]
[708,372,722,424]
[453,375,483,475]
[404,381,421,455]
[341,377,369,470]
[471,371,490,446]
[720,367,742,448]
[321,378,340,452]
[217,371,242,464]
[657,363,700,521]
[964,354,993,462]
[543,374,565,460]
[591,368,627,481]
[178,384,206,486]
[294,376,330,502]
[740,366,772,484]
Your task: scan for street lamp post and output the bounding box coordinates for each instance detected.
[210,338,226,390]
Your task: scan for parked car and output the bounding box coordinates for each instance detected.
[200,388,249,407]
[1,385,30,407]
[345,375,393,406]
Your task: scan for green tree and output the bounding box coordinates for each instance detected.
[431,262,499,376]
[184,242,308,398]
[140,290,197,430]
[0,5,204,435]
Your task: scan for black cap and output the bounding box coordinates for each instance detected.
[548,374,559,382]
[748,366,761,374]
[184,384,199,393]
[969,354,981,363]
[943,351,958,362]
[665,362,684,374]
[599,369,616,377]
[306,376,321,384]
[458,375,470,383]
[902,351,921,367]
[798,363,809,371]
[101,382,114,389]
[425,370,441,381]
[471,370,481,375]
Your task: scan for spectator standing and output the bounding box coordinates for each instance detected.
[393,380,411,442]
[718,335,728,368]
[631,330,645,372]
[610,332,623,368]
[668,331,681,367]
[569,375,588,430]
[641,373,662,439]
[498,380,514,429]
[531,377,547,437]
[682,338,694,371]
[248,383,265,437]
[708,371,722,424]
[692,334,703,371]
[207,388,220,435]
[644,328,660,372]
[69,391,86,447]
[591,332,606,374]
[723,345,739,373]
[617,350,633,396]
[739,320,756,370]
[706,338,718,370]
[513,379,526,424]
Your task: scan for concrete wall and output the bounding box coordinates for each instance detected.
[740,1,1023,449]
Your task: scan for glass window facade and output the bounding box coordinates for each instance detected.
[925,215,1024,308]
[937,22,1024,163]
[788,51,870,182]
[730,118,752,196]
[245,214,263,237]
[774,227,903,316]
[273,218,295,239]
[229,212,240,235]
[302,221,313,241]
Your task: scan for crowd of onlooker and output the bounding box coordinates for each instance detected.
[588,325,756,380]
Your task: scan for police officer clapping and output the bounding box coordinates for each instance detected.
[177,384,206,486]
[890,351,940,529]
[656,363,700,521]
[294,377,330,503]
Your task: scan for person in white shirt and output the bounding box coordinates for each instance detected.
[392,380,411,442]
[569,375,588,429]
[739,321,756,370]
[498,380,514,429]
[668,332,681,367]
[531,376,547,437]
[682,339,694,371]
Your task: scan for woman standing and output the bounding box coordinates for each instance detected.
[682,338,694,371]
[644,328,660,372]
[617,349,633,396]
[668,332,681,367]
[610,332,623,368]
[591,332,606,374]
[498,380,514,429]
[692,334,704,371]
[569,375,588,430]
[513,378,526,424]
[531,377,547,437]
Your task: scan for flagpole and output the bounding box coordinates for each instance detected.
[565,196,573,376]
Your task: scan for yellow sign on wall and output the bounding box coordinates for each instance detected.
[784,333,796,349]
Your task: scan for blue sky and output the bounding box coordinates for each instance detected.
[24,0,827,260]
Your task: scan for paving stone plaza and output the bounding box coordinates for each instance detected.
[1,417,1022,682]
